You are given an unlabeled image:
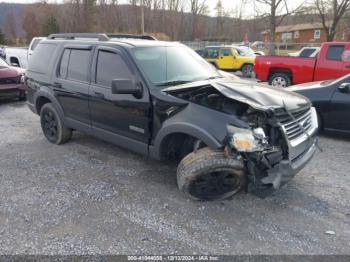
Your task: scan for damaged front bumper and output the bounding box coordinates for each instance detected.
[247,136,317,197]
[263,137,317,188]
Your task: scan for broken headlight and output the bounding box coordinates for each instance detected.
[227,125,268,152]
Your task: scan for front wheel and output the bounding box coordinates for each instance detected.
[40,103,72,145]
[269,73,291,88]
[177,148,247,201]
[241,64,253,78]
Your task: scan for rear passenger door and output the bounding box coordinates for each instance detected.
[89,46,150,154]
[53,45,92,127]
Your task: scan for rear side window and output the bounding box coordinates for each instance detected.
[67,49,91,82]
[30,39,42,51]
[326,45,345,61]
[299,48,315,57]
[96,50,133,87]
[29,43,57,74]
[220,48,232,56]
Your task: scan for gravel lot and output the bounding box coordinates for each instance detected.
[0,100,349,255]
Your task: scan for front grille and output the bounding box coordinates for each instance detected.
[275,106,313,142]
[0,77,19,85]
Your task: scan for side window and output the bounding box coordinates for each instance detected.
[299,48,315,58]
[59,49,70,78]
[67,49,91,82]
[221,48,232,56]
[29,43,57,74]
[96,50,133,87]
[10,56,19,65]
[326,46,345,61]
[30,39,41,51]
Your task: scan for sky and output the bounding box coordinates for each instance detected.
[0,0,308,18]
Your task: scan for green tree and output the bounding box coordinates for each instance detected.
[42,15,60,36]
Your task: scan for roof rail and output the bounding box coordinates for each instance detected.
[48,33,109,41]
[107,33,157,41]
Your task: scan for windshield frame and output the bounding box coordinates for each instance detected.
[130,45,222,89]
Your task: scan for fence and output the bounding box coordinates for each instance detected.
[181,41,322,55]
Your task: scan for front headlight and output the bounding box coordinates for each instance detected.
[227,126,267,152]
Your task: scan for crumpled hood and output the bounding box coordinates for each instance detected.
[0,66,24,78]
[164,78,310,111]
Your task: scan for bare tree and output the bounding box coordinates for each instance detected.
[4,13,17,42]
[254,0,303,54]
[314,0,350,41]
[22,9,40,42]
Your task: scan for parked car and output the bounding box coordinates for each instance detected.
[288,47,320,58]
[3,47,28,69]
[254,42,350,88]
[251,41,264,49]
[28,37,45,60]
[26,33,318,201]
[202,45,255,77]
[0,57,26,100]
[289,74,350,133]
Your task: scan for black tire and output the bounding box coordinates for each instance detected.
[40,103,72,145]
[18,90,26,101]
[177,147,247,201]
[269,73,291,88]
[241,64,253,78]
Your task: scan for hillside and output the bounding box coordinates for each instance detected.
[0,3,25,36]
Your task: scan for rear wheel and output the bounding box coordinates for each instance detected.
[241,64,253,78]
[40,103,72,145]
[269,73,291,88]
[177,148,247,201]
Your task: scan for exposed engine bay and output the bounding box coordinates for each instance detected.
[167,85,249,116]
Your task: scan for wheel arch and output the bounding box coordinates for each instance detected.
[268,68,293,84]
[150,123,223,161]
[34,89,65,119]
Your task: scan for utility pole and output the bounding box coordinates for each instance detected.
[141,0,145,34]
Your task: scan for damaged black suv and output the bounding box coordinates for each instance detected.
[26,33,318,201]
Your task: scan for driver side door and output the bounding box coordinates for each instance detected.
[217,48,234,69]
[327,81,350,132]
[89,46,151,155]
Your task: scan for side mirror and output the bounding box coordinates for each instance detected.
[338,83,350,93]
[111,79,143,99]
[11,62,19,67]
[233,56,237,59]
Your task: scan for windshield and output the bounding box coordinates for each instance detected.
[132,46,221,87]
[0,58,8,67]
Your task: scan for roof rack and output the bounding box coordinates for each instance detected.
[47,33,109,41]
[107,34,157,41]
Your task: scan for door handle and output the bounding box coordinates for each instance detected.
[93,91,104,98]
[53,82,62,89]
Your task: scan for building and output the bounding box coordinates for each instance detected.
[261,22,349,45]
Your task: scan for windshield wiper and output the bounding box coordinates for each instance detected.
[156,80,192,87]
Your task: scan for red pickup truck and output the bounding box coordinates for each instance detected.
[254,42,350,88]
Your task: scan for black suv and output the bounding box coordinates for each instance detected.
[26,33,318,200]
